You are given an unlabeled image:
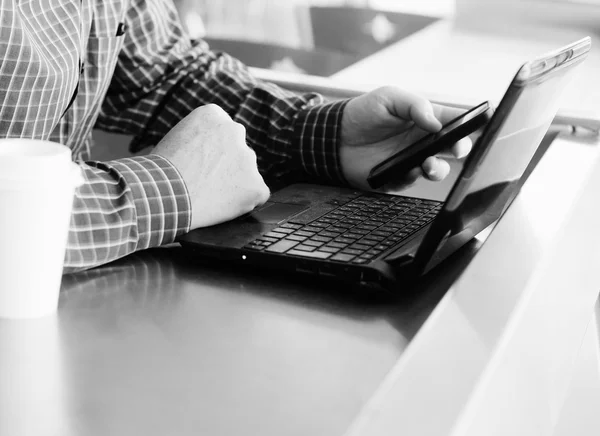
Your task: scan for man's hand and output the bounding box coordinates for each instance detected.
[153,104,270,229]
[340,86,473,191]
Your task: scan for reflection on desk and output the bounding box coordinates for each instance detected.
[1,241,478,436]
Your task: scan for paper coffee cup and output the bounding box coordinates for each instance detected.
[0,316,68,434]
[0,139,83,319]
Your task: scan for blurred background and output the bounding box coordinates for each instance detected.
[172,0,453,75]
[172,0,600,76]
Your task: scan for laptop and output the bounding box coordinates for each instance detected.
[179,37,591,293]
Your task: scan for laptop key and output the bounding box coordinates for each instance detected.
[355,224,378,231]
[285,234,307,242]
[355,238,377,247]
[371,230,393,237]
[303,240,324,247]
[319,231,339,238]
[294,244,317,252]
[264,231,287,239]
[334,237,355,244]
[362,234,385,242]
[295,230,317,237]
[265,239,299,253]
[320,246,341,253]
[330,253,356,262]
[280,223,303,230]
[389,218,412,226]
[387,222,409,230]
[272,227,295,234]
[349,243,371,251]
[257,236,278,244]
[287,249,332,259]
[317,218,338,224]
[245,243,265,251]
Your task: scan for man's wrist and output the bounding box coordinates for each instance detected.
[292,99,351,185]
[106,155,192,249]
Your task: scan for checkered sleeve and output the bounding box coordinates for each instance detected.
[292,99,350,184]
[63,154,191,274]
[96,0,350,189]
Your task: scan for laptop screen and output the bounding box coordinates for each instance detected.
[414,37,591,274]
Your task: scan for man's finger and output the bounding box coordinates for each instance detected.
[421,156,451,182]
[432,104,465,125]
[451,137,473,159]
[382,87,442,132]
[436,137,473,159]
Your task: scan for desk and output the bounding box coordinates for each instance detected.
[5,19,600,436]
[0,240,478,436]
[2,129,599,436]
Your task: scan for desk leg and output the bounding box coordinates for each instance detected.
[552,295,600,436]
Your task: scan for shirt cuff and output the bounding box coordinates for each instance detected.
[293,99,350,185]
[106,154,191,250]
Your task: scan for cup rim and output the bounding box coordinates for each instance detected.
[0,162,83,186]
[0,140,81,185]
[0,139,71,159]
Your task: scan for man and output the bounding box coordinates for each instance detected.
[0,0,470,274]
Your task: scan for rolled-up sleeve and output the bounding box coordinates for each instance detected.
[63,154,190,274]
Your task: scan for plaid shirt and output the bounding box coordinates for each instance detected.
[0,0,348,273]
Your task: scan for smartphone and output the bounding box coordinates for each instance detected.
[366,101,493,189]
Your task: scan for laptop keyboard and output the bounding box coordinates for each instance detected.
[244,195,443,264]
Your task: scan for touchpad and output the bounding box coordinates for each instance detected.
[246,203,308,224]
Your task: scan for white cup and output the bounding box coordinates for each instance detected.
[0,139,83,319]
